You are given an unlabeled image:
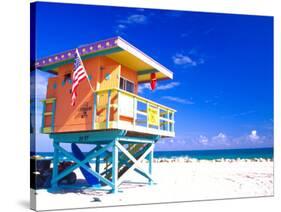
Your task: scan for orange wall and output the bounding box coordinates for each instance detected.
[44,56,138,133]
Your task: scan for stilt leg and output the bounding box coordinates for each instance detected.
[148,143,154,185]
[112,140,119,193]
[51,140,59,189]
[95,145,101,174]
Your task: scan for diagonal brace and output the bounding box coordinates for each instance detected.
[51,142,113,188]
[116,142,154,184]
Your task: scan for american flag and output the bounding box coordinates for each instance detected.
[71,49,88,106]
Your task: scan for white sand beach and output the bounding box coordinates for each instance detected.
[33,159,273,211]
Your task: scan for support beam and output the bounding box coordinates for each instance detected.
[148,143,154,185]
[112,139,119,193]
[116,142,154,182]
[51,140,59,189]
[95,145,101,174]
[117,143,155,185]
[51,142,114,188]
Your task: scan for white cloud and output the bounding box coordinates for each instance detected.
[172,53,205,67]
[162,96,194,105]
[138,82,180,93]
[117,24,126,29]
[199,135,208,145]
[116,14,148,34]
[248,130,260,141]
[212,132,228,145]
[118,14,147,25]
[173,54,196,66]
[138,83,151,93]
[126,14,147,24]
[157,82,180,90]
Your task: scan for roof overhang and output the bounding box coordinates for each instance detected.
[34,37,173,82]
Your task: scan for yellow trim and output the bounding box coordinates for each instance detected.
[97,104,118,110]
[42,127,52,133]
[107,51,152,71]
[95,121,116,129]
[41,98,56,104]
[44,112,53,116]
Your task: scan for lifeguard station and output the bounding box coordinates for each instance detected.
[35,37,176,193]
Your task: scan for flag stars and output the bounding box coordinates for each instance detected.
[67,52,72,57]
[82,48,86,53]
[48,58,52,62]
[61,55,65,59]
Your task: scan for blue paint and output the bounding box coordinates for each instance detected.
[71,143,99,185]
[105,73,110,80]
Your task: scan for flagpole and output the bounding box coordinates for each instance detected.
[76,48,95,93]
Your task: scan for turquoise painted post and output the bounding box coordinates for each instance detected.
[95,145,101,175]
[92,93,97,129]
[112,139,119,193]
[106,90,112,128]
[51,140,59,189]
[148,143,154,185]
[51,100,56,132]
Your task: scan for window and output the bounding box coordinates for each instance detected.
[63,73,72,85]
[119,77,134,93]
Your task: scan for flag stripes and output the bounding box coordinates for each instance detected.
[71,49,88,106]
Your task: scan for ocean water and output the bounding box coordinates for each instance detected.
[34,147,273,160]
[154,148,273,160]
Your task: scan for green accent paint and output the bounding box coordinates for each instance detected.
[137,69,157,76]
[53,83,57,89]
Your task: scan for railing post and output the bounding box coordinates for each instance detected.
[106,90,112,129]
[116,90,120,128]
[157,106,160,130]
[146,102,149,128]
[133,96,137,128]
[167,111,170,132]
[171,112,174,132]
[92,93,97,129]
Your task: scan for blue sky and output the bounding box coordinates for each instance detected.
[32,2,273,152]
